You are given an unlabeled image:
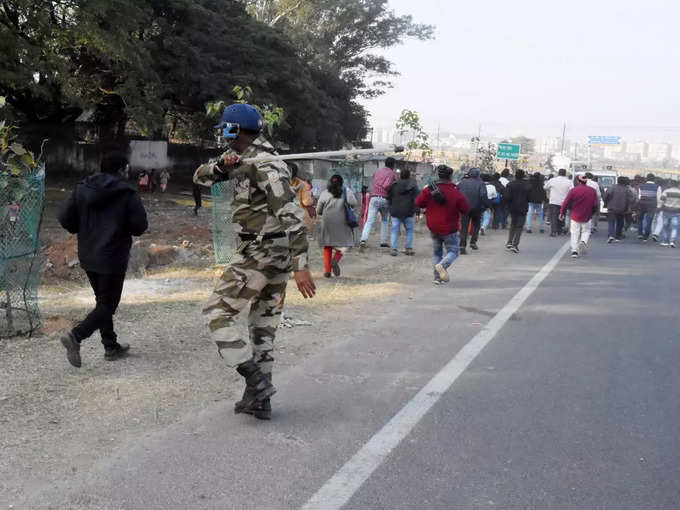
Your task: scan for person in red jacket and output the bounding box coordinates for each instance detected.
[415,165,470,284]
[560,174,598,258]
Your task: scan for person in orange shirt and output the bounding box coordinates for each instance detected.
[289,163,316,231]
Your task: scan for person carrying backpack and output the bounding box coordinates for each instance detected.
[457,168,490,254]
[414,165,470,285]
[388,169,419,256]
[481,174,499,235]
[526,172,547,233]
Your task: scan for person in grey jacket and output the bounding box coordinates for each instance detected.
[659,183,680,247]
[457,168,489,254]
[317,174,357,277]
[604,176,634,242]
[388,169,419,256]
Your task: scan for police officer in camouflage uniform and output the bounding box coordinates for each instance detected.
[194,104,316,420]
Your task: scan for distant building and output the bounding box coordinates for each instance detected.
[535,137,563,154]
[647,143,671,162]
[671,144,680,161]
[604,143,626,160]
[373,127,396,145]
[626,142,649,160]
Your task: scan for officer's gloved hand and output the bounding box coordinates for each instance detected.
[216,153,242,174]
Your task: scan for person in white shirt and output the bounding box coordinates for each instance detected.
[585,173,602,232]
[544,168,573,236]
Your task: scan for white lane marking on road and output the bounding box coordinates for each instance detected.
[302,241,571,510]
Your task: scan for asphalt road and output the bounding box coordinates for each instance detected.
[18,232,680,509]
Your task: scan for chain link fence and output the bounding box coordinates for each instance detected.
[330,164,364,195]
[210,181,238,265]
[0,166,45,337]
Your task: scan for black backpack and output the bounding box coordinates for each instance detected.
[428,183,447,204]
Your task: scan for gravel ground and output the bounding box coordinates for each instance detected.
[1,189,442,504]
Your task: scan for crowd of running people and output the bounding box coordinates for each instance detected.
[312,158,680,282]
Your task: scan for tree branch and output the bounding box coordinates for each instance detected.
[269,0,303,26]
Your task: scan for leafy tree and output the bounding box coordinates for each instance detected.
[0,96,45,211]
[240,0,434,98]
[477,142,497,173]
[396,109,431,160]
[0,0,424,151]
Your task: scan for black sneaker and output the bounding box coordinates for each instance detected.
[510,246,519,253]
[324,272,331,278]
[60,332,81,368]
[104,343,130,361]
[331,259,341,276]
[459,247,467,255]
[470,243,478,250]
[380,243,389,248]
[571,251,578,258]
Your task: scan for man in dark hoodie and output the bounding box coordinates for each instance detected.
[604,176,633,242]
[388,169,419,256]
[457,167,489,254]
[504,169,532,253]
[58,151,148,367]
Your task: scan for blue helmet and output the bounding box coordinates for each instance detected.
[216,103,264,139]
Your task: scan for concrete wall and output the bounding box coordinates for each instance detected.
[44,140,222,185]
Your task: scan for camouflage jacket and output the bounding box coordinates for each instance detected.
[193,136,309,271]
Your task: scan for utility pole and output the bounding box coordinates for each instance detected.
[560,122,566,155]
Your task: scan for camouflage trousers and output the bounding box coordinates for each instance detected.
[204,238,290,374]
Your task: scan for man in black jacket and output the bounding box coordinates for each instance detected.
[388,169,419,256]
[604,176,633,242]
[504,169,532,253]
[58,151,148,367]
[457,168,489,254]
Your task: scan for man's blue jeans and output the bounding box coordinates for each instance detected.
[391,216,415,250]
[638,208,656,239]
[526,202,544,231]
[662,212,679,243]
[482,209,492,230]
[431,232,459,279]
[361,196,390,243]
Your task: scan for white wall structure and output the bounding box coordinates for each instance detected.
[129,140,171,170]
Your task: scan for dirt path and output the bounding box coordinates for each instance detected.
[1,213,456,503]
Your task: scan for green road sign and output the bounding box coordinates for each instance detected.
[497,143,521,160]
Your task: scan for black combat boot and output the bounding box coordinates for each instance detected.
[234,374,272,420]
[235,361,276,411]
[234,386,256,414]
[247,398,272,420]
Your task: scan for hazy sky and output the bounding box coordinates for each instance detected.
[363,0,680,143]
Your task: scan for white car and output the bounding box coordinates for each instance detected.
[574,170,618,218]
